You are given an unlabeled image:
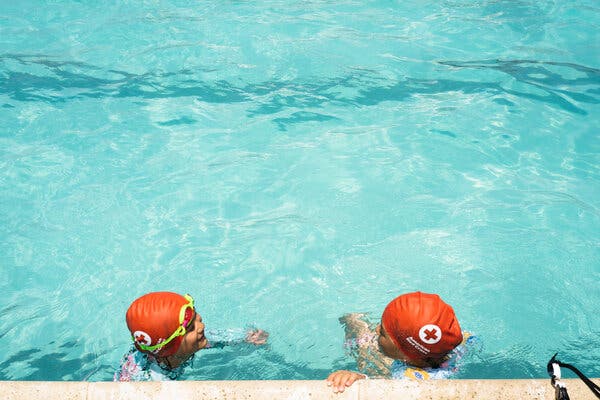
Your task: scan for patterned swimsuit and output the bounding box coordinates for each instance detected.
[114,328,251,381]
[343,322,479,380]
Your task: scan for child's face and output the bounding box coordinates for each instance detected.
[174,311,208,358]
[376,323,410,361]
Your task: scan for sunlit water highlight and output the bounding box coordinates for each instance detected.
[0,1,599,381]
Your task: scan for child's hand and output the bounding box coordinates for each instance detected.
[326,370,366,393]
[245,329,269,345]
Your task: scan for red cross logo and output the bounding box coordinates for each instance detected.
[419,324,442,344]
[423,328,438,341]
[133,330,152,346]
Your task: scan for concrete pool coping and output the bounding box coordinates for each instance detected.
[1,379,599,399]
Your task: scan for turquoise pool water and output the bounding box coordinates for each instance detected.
[1,1,599,381]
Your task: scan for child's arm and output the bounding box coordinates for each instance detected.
[340,313,371,338]
[340,313,392,376]
[205,327,268,348]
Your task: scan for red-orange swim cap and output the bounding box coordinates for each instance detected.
[125,292,190,357]
[381,292,462,362]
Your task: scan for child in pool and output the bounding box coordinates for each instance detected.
[114,291,268,381]
[326,291,476,393]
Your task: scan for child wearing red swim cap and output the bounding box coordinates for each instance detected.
[327,291,476,393]
[114,291,268,381]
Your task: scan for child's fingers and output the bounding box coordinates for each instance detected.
[326,371,359,393]
[326,372,343,388]
[329,376,347,393]
[254,330,267,341]
[257,330,269,338]
[246,329,269,345]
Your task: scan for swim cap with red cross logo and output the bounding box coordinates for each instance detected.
[381,291,463,362]
[125,291,191,357]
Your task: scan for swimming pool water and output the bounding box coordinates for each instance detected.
[1,1,599,381]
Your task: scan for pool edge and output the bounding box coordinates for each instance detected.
[1,379,599,399]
